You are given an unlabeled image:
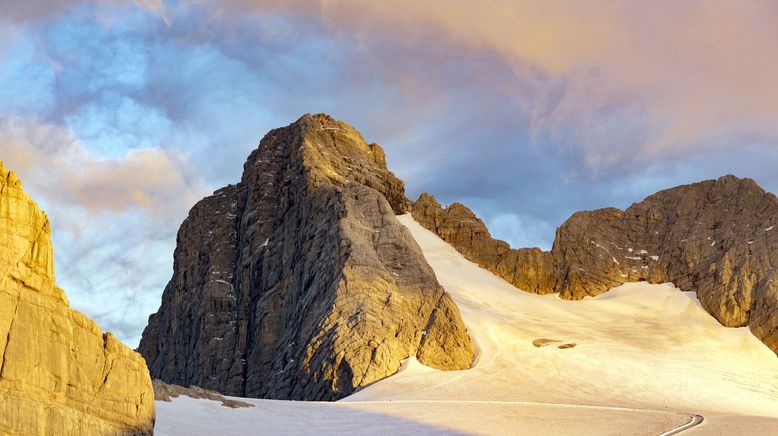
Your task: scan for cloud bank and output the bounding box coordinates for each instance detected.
[1,0,777,346]
[216,0,778,167]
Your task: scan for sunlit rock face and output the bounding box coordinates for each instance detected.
[412,176,778,355]
[138,114,473,401]
[412,193,558,295]
[0,161,155,435]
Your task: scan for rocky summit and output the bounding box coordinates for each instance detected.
[138,114,474,401]
[412,175,778,354]
[0,161,155,435]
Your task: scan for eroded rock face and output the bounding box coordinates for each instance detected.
[412,193,557,294]
[138,114,473,401]
[412,175,778,355]
[0,161,155,435]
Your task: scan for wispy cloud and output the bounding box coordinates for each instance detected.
[207,0,778,171]
[1,0,777,345]
[1,115,204,216]
[1,114,207,345]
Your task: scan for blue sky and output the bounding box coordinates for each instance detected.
[2,0,778,347]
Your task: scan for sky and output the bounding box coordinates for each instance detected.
[2,0,778,347]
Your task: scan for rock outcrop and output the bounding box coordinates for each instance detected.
[152,380,253,408]
[412,193,557,294]
[412,176,778,354]
[138,114,473,401]
[0,161,155,435]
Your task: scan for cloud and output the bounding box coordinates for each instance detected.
[202,0,778,172]
[0,114,208,346]
[0,115,204,217]
[2,0,778,346]
[0,0,166,23]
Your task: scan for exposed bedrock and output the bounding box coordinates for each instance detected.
[412,176,778,354]
[138,114,473,401]
[0,161,155,435]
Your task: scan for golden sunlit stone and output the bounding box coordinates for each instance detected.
[0,160,155,435]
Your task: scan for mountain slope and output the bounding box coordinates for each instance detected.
[154,215,778,435]
[413,176,778,354]
[138,114,473,401]
[0,161,154,435]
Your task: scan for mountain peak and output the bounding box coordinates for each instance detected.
[139,115,473,401]
[1,160,55,284]
[244,113,409,214]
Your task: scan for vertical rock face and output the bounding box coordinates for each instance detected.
[138,114,473,401]
[411,175,778,355]
[0,161,154,435]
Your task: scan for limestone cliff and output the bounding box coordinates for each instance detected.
[138,114,473,401]
[412,193,557,294]
[412,175,778,355]
[0,161,155,435]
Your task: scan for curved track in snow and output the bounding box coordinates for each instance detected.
[660,414,704,435]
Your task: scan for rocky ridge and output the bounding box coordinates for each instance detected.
[412,176,778,354]
[0,161,155,435]
[138,114,473,401]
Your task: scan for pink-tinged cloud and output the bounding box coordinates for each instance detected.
[206,0,778,170]
[0,115,205,221]
[1,114,207,345]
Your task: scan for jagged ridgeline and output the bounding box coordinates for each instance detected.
[139,114,474,401]
[412,176,778,355]
[0,162,154,435]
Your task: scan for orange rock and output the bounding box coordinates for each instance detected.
[0,161,155,435]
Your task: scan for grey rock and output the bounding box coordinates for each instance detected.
[412,176,778,356]
[139,114,473,401]
[412,193,557,294]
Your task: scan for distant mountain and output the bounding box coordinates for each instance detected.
[138,114,474,401]
[0,161,154,434]
[413,175,778,355]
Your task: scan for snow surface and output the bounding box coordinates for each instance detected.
[155,215,778,435]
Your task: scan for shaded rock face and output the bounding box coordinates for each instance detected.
[0,161,155,435]
[412,176,778,355]
[139,114,473,401]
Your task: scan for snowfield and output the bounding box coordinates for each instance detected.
[155,215,778,435]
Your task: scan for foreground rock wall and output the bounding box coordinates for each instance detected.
[0,161,155,435]
[412,176,778,355]
[139,114,473,401]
